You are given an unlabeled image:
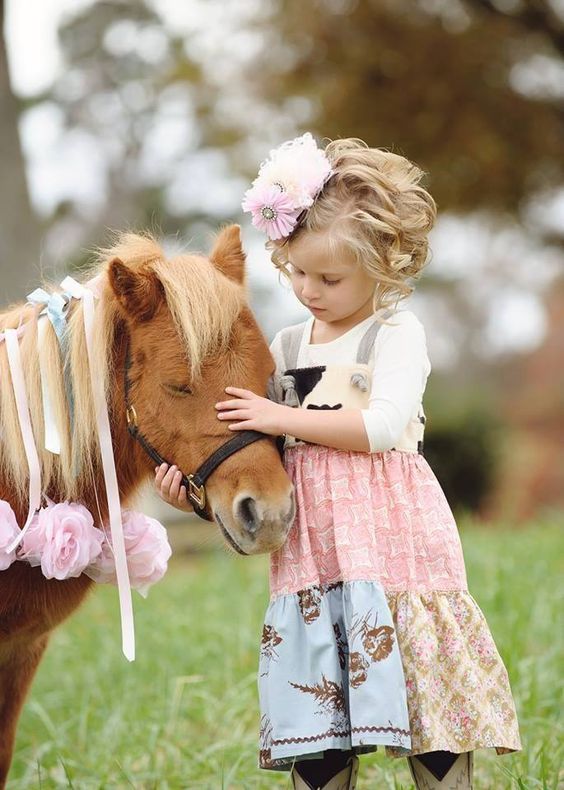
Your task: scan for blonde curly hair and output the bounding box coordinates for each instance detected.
[267,138,437,313]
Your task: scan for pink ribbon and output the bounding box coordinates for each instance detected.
[3,328,42,552]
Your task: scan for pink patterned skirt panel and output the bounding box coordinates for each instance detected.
[270,445,468,598]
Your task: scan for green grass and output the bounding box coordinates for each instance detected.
[8,517,563,789]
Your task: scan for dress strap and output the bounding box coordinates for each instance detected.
[355,309,395,364]
[280,320,308,370]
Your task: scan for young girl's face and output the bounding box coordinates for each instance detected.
[287,230,375,324]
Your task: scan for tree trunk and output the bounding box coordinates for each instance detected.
[0,0,43,308]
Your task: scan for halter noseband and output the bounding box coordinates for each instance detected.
[123,342,270,521]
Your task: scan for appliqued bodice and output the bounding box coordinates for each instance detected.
[268,311,429,454]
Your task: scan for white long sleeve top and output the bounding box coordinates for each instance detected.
[269,310,431,453]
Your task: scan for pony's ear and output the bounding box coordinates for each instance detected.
[210,224,246,284]
[108,258,164,322]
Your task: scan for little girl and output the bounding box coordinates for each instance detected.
[156,134,522,789]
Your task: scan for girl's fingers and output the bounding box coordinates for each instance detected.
[169,469,182,501]
[154,460,192,510]
[160,464,178,497]
[217,409,248,420]
[228,421,253,431]
[215,398,245,410]
[155,463,169,485]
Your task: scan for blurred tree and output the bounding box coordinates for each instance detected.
[423,408,501,515]
[240,0,563,218]
[36,0,204,267]
[19,0,248,273]
[0,0,42,305]
[20,1,564,264]
[483,274,564,521]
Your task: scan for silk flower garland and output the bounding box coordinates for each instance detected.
[0,498,171,597]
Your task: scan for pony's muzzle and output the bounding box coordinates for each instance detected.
[217,488,295,555]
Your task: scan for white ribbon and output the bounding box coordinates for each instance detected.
[67,277,135,662]
[36,316,62,454]
[4,328,42,552]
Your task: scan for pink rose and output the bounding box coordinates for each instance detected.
[85,510,171,597]
[20,502,103,580]
[0,499,20,570]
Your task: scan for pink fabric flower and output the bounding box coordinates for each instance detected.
[242,132,333,240]
[257,132,333,208]
[20,502,103,580]
[242,183,301,240]
[0,499,20,570]
[85,510,172,597]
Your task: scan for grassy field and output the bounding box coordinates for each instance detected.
[8,516,563,789]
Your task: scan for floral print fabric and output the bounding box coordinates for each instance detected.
[259,580,412,770]
[385,590,522,758]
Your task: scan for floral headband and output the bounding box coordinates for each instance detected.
[242,132,333,241]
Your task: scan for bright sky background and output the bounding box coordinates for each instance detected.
[4,0,562,361]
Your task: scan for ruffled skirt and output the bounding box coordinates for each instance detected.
[258,445,522,771]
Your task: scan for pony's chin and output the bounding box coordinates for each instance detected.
[213,509,293,557]
[215,513,248,556]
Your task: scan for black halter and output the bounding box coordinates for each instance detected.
[123,343,269,521]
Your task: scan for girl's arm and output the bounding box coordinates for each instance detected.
[275,406,371,452]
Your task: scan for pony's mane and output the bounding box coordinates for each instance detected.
[0,232,244,506]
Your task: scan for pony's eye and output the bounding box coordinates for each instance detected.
[163,382,193,397]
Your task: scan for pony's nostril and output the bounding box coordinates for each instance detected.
[237,496,259,534]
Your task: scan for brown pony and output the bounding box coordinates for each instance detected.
[0,224,293,786]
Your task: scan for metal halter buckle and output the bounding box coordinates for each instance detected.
[126,405,138,430]
[187,475,206,509]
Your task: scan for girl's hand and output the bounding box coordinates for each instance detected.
[154,463,194,512]
[215,387,286,435]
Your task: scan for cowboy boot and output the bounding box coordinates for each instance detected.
[407,751,474,789]
[291,754,359,790]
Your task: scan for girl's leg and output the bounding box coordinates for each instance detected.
[407,750,474,789]
[291,749,359,790]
